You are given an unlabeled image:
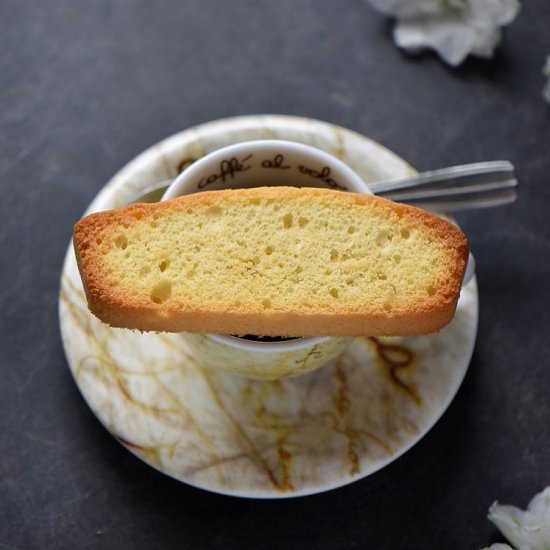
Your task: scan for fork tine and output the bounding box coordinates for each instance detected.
[369,161,516,195]
[380,178,518,201]
[400,187,518,213]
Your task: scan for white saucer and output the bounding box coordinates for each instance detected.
[59,115,478,498]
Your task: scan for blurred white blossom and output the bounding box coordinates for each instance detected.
[481,544,514,550]
[543,56,550,103]
[485,487,550,550]
[366,0,521,66]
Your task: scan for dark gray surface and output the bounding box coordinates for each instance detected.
[2,1,549,548]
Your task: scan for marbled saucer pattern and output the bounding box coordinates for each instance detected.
[59,115,478,498]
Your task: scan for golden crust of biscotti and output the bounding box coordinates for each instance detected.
[73,186,469,336]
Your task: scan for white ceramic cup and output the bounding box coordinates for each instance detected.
[162,140,373,380]
[162,140,371,198]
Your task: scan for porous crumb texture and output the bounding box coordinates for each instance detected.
[74,187,468,336]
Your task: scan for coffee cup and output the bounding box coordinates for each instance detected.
[162,140,372,380]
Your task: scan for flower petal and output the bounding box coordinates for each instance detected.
[470,26,503,59]
[488,487,550,550]
[468,0,521,25]
[394,15,476,66]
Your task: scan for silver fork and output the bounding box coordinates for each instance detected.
[369,160,517,212]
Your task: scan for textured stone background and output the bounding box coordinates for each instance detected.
[1,1,549,548]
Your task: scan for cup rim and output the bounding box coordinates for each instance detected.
[161,139,372,200]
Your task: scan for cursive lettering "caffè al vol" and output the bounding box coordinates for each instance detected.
[198,155,253,189]
[297,164,347,190]
[261,154,290,169]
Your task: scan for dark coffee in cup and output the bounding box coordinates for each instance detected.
[234,335,299,343]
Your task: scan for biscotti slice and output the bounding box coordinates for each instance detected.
[73,186,469,337]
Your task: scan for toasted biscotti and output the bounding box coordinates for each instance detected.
[73,186,469,337]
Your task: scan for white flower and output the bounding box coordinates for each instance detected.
[543,56,550,104]
[366,0,521,66]
[481,544,515,550]
[487,487,550,550]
